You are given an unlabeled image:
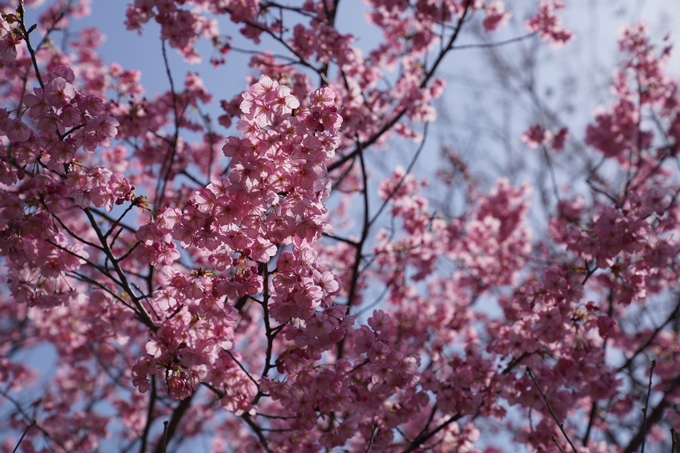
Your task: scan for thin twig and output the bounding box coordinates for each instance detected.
[552,435,567,453]
[139,375,157,453]
[65,271,135,311]
[12,419,35,453]
[83,208,156,331]
[641,360,657,453]
[581,400,597,447]
[402,412,461,453]
[160,421,168,453]
[321,232,358,246]
[15,8,66,115]
[0,389,72,452]
[366,423,379,453]
[226,350,259,387]
[622,371,680,453]
[617,299,680,373]
[155,40,181,208]
[241,412,274,453]
[336,139,370,360]
[369,122,430,227]
[452,33,535,50]
[260,264,275,378]
[526,367,578,453]
[153,392,194,453]
[328,0,473,173]
[104,202,138,238]
[17,0,45,89]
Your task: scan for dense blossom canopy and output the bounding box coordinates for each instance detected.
[1,0,679,452]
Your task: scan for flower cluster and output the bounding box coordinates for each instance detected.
[5,2,680,453]
[524,0,573,47]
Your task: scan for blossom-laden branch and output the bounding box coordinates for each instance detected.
[3,0,680,452]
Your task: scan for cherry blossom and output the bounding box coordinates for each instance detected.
[1,1,679,453]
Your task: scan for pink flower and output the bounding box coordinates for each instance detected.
[551,126,569,151]
[3,119,31,142]
[521,124,551,148]
[483,1,511,32]
[525,1,573,47]
[45,77,76,108]
[0,36,17,63]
